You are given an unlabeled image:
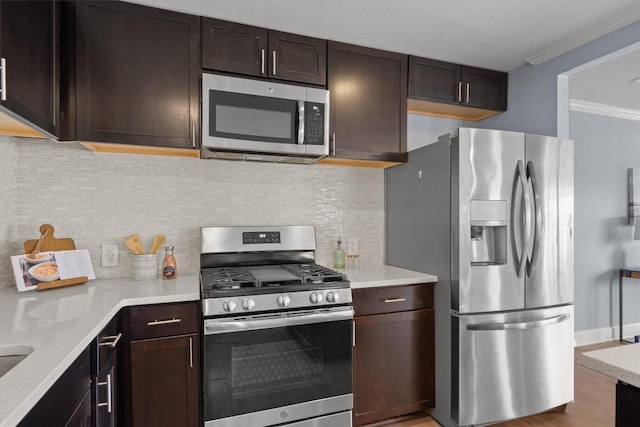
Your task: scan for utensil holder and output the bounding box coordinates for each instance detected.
[132,254,158,280]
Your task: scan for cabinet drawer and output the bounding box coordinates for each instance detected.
[128,302,198,340]
[353,283,434,316]
[95,314,121,373]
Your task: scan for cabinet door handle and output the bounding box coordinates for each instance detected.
[99,332,122,348]
[189,336,193,368]
[331,133,336,156]
[457,82,462,103]
[0,58,6,101]
[272,50,277,75]
[465,82,470,103]
[352,321,356,347]
[383,297,406,303]
[97,373,113,413]
[147,318,181,326]
[261,48,265,75]
[192,121,196,148]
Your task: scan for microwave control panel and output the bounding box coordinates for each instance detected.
[304,102,325,145]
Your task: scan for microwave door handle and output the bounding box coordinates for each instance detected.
[297,100,305,144]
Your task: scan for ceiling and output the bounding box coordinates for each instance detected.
[130,0,640,112]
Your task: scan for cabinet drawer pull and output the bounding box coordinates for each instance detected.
[192,121,196,148]
[99,332,122,348]
[147,318,181,326]
[383,297,406,303]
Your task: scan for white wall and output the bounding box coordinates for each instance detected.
[480,20,640,137]
[407,114,462,151]
[0,137,385,289]
[571,110,640,333]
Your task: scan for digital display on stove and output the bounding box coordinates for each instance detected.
[242,231,281,244]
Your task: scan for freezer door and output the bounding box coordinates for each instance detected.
[524,135,574,308]
[455,128,525,313]
[452,305,574,426]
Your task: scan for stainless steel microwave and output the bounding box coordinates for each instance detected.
[201,74,330,164]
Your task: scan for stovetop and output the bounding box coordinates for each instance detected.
[199,226,352,316]
[201,263,348,298]
[200,263,351,316]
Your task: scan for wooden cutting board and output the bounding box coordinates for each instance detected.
[23,224,87,291]
[24,224,77,253]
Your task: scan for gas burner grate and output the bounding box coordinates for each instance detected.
[282,263,347,284]
[201,267,258,290]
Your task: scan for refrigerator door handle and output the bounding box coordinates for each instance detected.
[512,160,529,277]
[526,161,542,278]
[466,313,570,331]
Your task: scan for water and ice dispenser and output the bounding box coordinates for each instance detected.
[470,200,507,266]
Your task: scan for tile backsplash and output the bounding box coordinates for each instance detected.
[0,138,384,289]
[0,136,18,287]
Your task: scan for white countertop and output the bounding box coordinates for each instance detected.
[0,276,199,427]
[580,343,640,388]
[340,263,437,289]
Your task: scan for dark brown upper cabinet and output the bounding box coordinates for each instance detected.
[0,1,60,138]
[408,56,507,121]
[74,1,200,149]
[202,18,327,86]
[325,42,407,165]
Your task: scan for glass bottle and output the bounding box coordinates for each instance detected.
[162,246,177,280]
[333,238,346,269]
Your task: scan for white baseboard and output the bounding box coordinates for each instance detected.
[575,322,640,346]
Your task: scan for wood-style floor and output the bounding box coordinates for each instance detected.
[365,341,624,427]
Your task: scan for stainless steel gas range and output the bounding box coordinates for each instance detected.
[200,226,353,427]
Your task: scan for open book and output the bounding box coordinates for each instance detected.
[11,249,96,292]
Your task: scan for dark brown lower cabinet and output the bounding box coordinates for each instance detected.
[17,346,92,427]
[616,381,640,427]
[121,302,200,427]
[353,284,435,426]
[130,335,199,427]
[66,390,92,427]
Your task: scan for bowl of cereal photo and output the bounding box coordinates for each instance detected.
[28,262,60,282]
[24,251,55,264]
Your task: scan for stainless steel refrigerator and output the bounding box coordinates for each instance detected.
[385,128,574,426]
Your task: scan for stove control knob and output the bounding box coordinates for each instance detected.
[310,292,324,304]
[326,291,339,303]
[242,298,256,311]
[222,300,237,312]
[277,295,291,307]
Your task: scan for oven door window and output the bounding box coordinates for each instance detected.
[203,319,352,421]
[210,90,298,144]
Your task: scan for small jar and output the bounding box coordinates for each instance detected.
[162,246,177,280]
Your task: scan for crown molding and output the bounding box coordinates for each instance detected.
[570,99,640,121]
[526,6,640,66]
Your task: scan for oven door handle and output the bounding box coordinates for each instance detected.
[204,307,354,335]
